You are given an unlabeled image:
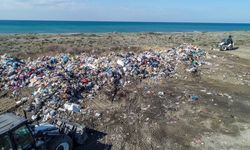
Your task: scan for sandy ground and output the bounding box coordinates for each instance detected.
[0,32,250,150]
[227,47,250,60]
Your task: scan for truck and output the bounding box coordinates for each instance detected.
[0,113,88,150]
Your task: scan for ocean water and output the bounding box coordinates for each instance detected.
[0,20,250,34]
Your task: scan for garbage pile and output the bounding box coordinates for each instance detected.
[0,44,206,120]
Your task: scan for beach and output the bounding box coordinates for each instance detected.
[1,31,250,150]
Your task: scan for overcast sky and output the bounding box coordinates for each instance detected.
[1,0,250,23]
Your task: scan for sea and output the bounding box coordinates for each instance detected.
[0,20,250,34]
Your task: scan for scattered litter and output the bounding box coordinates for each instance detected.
[141,105,151,111]
[200,89,206,93]
[0,44,206,120]
[64,103,81,113]
[158,91,165,97]
[191,95,199,101]
[95,112,101,117]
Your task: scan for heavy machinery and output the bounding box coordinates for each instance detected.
[218,36,234,51]
[0,113,88,150]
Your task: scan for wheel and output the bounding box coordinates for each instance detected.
[47,135,73,150]
[221,45,227,51]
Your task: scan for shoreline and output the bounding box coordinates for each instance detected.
[0,30,250,35]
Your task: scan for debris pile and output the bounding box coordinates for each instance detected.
[0,44,206,120]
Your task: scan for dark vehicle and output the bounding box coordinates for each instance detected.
[218,35,234,51]
[0,113,88,150]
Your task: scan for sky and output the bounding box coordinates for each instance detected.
[0,0,250,23]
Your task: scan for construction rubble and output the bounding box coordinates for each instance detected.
[0,44,206,121]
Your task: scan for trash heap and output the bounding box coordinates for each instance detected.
[0,44,206,120]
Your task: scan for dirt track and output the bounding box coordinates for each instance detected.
[0,32,250,150]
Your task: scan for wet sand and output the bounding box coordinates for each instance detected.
[0,32,250,150]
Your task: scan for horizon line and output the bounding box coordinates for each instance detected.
[0,19,250,24]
